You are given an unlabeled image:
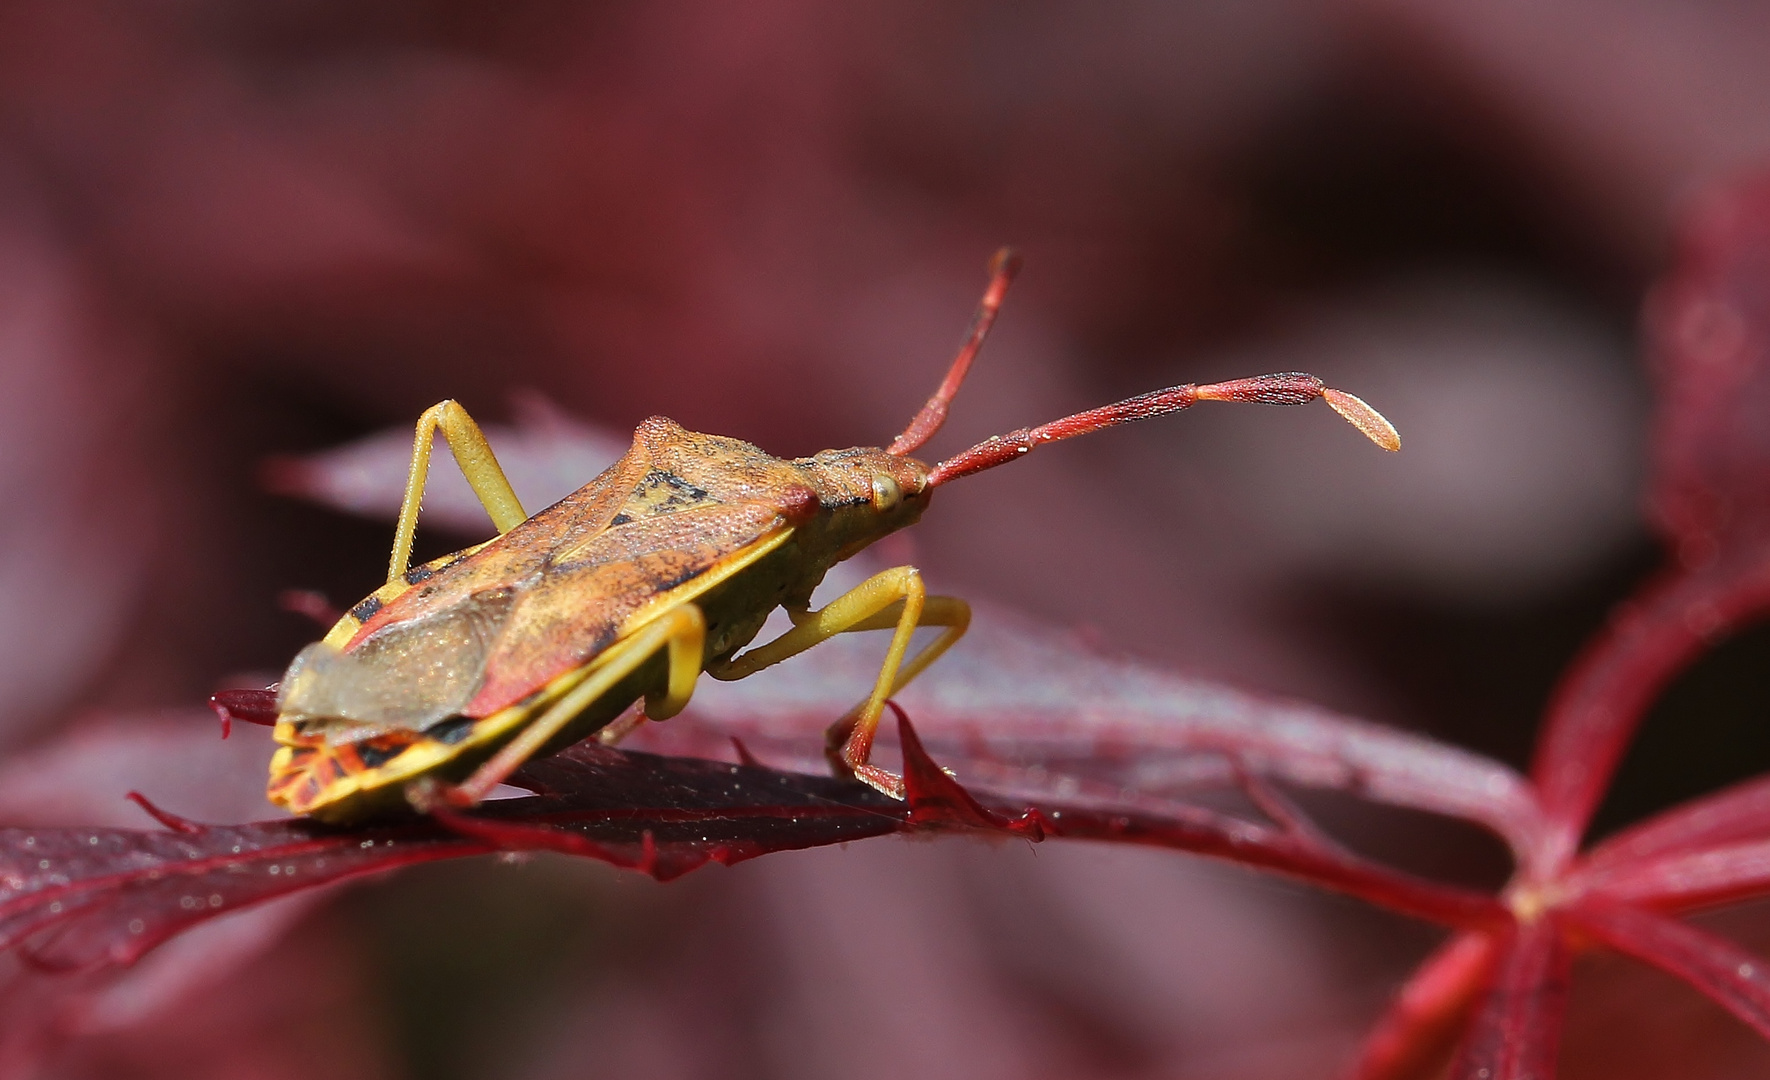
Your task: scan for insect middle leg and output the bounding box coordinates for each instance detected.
[412,602,707,809]
[388,400,529,583]
[708,566,970,797]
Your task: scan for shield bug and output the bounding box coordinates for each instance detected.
[266,251,1399,823]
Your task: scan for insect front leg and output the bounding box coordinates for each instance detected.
[388,400,529,583]
[707,567,971,798]
[410,602,707,810]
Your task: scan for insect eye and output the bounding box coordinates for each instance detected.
[870,474,903,511]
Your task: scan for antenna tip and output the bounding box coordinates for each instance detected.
[1322,388,1401,451]
[988,247,1023,281]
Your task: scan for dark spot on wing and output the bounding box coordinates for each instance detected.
[350,595,383,622]
[610,512,632,526]
[653,562,708,593]
[647,469,709,499]
[426,716,477,745]
[627,469,715,518]
[404,563,435,585]
[356,742,405,769]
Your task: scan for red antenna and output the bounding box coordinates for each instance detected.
[888,248,1023,456]
[927,372,1400,487]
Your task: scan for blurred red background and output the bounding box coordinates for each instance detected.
[3,2,1769,1077]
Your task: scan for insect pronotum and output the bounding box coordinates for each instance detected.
[266,250,1399,822]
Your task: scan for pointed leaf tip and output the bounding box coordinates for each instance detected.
[1323,388,1400,451]
[890,704,1049,839]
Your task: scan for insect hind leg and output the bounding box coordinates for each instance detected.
[708,566,970,798]
[388,400,529,583]
[828,587,970,798]
[410,602,707,810]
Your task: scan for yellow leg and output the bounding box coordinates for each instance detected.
[388,400,529,583]
[708,566,971,798]
[418,603,706,808]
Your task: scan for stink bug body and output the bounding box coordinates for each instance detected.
[267,251,1399,823]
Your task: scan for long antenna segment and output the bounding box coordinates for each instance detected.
[928,373,1399,486]
[888,248,1023,456]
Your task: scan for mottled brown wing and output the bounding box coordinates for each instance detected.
[345,439,654,652]
[287,434,657,738]
[314,416,804,733]
[463,500,788,717]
